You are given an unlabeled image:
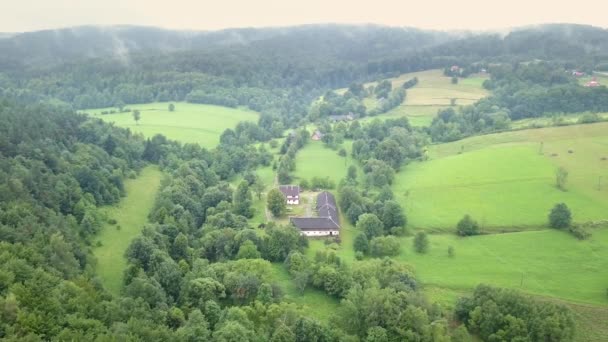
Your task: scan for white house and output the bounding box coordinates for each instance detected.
[279,185,300,205]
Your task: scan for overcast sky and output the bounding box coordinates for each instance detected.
[2,0,606,33]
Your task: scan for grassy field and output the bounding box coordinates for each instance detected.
[93,166,163,295]
[398,229,608,305]
[85,102,258,148]
[270,263,340,322]
[393,122,608,230]
[357,69,489,126]
[293,140,360,186]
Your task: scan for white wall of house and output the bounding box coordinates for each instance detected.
[287,199,299,205]
[300,230,339,237]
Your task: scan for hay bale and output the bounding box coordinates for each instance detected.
[568,149,574,154]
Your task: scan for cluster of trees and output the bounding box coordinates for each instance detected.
[285,251,460,341]
[455,285,575,341]
[350,118,427,186]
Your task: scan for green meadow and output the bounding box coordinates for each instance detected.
[293,140,359,186]
[93,166,163,295]
[394,122,608,230]
[358,69,489,126]
[398,229,608,305]
[270,264,340,322]
[86,102,258,148]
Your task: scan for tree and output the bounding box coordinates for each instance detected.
[133,109,141,125]
[233,181,253,218]
[456,214,480,236]
[369,236,401,257]
[413,232,429,253]
[293,271,309,294]
[451,76,458,84]
[448,246,455,258]
[549,203,572,229]
[381,200,406,232]
[347,165,357,182]
[556,167,568,191]
[251,180,265,200]
[354,233,369,254]
[168,103,175,112]
[267,189,286,217]
[176,309,210,341]
[236,240,261,259]
[357,213,384,239]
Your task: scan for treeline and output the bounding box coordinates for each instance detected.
[430,61,608,141]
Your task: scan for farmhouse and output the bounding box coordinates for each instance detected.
[290,191,340,237]
[279,185,300,205]
[311,130,324,141]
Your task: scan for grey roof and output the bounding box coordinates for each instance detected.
[290,217,339,231]
[279,185,300,198]
[290,191,341,231]
[316,191,339,225]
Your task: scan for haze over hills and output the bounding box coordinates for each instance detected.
[0,23,607,68]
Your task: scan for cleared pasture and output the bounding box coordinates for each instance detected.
[86,102,258,148]
[394,123,608,230]
[93,166,163,295]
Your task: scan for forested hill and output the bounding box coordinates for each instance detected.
[0,24,450,68]
[1,23,607,127]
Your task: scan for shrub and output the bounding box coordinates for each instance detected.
[413,232,429,253]
[549,203,572,229]
[369,236,400,257]
[355,251,364,260]
[569,225,590,240]
[456,214,480,236]
[448,245,455,258]
[108,218,118,225]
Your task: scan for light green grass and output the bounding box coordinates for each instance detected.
[85,102,258,148]
[293,141,360,186]
[394,123,608,230]
[93,166,163,295]
[270,263,340,322]
[356,69,488,126]
[397,229,608,305]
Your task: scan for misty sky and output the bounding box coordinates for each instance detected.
[3,0,606,32]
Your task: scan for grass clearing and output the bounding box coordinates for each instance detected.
[270,263,340,322]
[394,123,608,230]
[293,140,360,186]
[397,229,608,305]
[93,166,163,295]
[356,69,488,126]
[85,102,258,148]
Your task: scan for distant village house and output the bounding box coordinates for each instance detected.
[311,130,324,141]
[586,77,601,87]
[279,185,300,205]
[290,191,340,237]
